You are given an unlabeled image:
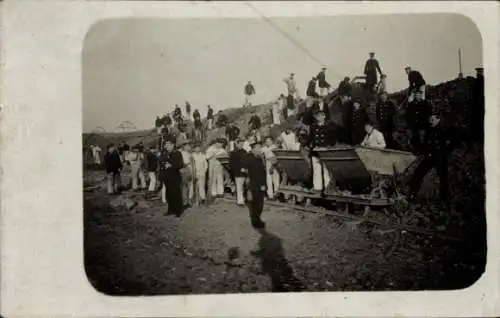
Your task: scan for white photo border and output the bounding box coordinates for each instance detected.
[0,1,498,317]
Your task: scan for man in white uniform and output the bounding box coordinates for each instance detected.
[262,136,280,199]
[91,144,102,164]
[191,143,208,204]
[205,139,227,199]
[361,122,386,149]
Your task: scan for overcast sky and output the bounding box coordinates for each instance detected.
[82,14,482,132]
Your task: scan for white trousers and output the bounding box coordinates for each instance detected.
[266,168,280,198]
[130,164,146,190]
[319,87,329,97]
[107,172,121,194]
[93,152,101,164]
[194,174,206,200]
[244,94,253,107]
[161,183,167,203]
[209,160,224,196]
[272,107,281,125]
[207,118,214,130]
[312,156,331,191]
[409,85,427,102]
[148,171,157,192]
[235,177,246,204]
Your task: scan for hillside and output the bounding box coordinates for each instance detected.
[83,76,477,154]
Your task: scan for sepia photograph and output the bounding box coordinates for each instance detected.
[1,0,499,316]
[81,14,486,296]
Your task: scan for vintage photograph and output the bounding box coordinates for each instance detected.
[82,14,485,296]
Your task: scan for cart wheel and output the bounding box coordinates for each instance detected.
[295,195,305,205]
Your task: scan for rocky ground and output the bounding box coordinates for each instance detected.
[84,167,486,296]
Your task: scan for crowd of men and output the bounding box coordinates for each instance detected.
[98,51,484,227]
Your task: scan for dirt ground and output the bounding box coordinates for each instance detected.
[83,167,485,296]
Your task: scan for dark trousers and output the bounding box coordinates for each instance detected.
[408,154,449,203]
[248,189,265,224]
[410,128,424,154]
[380,124,400,150]
[163,180,183,215]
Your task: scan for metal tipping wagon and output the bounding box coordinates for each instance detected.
[273,146,417,211]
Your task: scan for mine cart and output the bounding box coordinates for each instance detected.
[273,146,417,210]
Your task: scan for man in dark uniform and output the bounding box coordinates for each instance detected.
[407,114,462,208]
[344,98,369,145]
[185,101,192,120]
[155,116,162,134]
[158,138,184,217]
[225,123,240,151]
[173,105,182,125]
[337,77,352,97]
[215,111,229,128]
[405,66,427,101]
[470,67,484,143]
[193,117,204,144]
[376,92,399,149]
[405,94,432,154]
[364,52,383,92]
[243,140,267,229]
[306,77,319,108]
[316,67,330,97]
[193,109,201,121]
[249,114,261,131]
[163,113,172,128]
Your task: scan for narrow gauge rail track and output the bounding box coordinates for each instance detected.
[221,196,461,242]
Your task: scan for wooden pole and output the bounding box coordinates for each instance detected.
[458,49,464,79]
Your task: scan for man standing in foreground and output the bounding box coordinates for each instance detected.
[244,81,256,107]
[244,140,267,229]
[159,138,184,216]
[407,114,461,209]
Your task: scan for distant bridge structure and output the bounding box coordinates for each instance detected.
[92,126,106,133]
[115,121,137,133]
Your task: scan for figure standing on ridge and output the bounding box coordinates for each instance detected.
[244,81,256,107]
[405,66,427,102]
[306,77,319,108]
[470,67,484,143]
[185,101,192,121]
[317,67,331,97]
[206,105,214,130]
[364,52,383,93]
[283,73,299,98]
[271,96,281,126]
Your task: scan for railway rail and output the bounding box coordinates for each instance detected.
[220,195,461,242]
